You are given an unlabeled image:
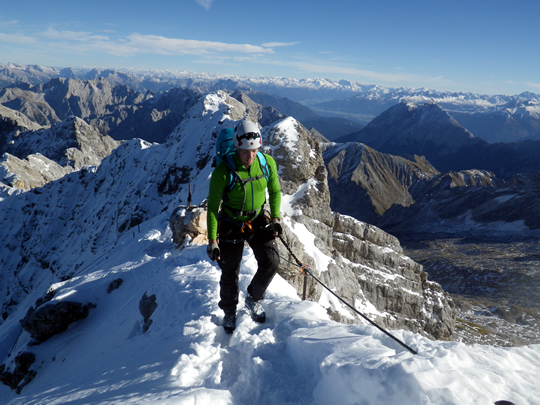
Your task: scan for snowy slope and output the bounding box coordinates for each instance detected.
[1,212,538,404]
[0,91,538,404]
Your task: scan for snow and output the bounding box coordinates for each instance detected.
[0,90,538,404]
[284,217,333,273]
[0,211,538,404]
[280,179,318,217]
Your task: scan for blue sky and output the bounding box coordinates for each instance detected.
[1,0,539,95]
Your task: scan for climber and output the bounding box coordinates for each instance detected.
[206,120,283,334]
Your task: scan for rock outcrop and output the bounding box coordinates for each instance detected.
[169,205,208,248]
[20,301,96,343]
[0,352,36,393]
[1,116,121,190]
[139,293,158,333]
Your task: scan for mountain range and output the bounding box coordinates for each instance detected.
[2,62,540,143]
[2,63,540,239]
[1,63,539,399]
[336,102,540,178]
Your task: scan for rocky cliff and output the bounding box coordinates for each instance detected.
[1,117,121,191]
[0,77,201,143]
[323,142,440,224]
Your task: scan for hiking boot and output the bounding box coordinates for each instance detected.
[223,312,236,334]
[245,294,266,323]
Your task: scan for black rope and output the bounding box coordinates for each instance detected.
[278,235,418,355]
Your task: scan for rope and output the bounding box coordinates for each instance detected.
[278,235,418,355]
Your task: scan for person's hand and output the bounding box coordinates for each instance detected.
[271,218,283,238]
[207,241,220,261]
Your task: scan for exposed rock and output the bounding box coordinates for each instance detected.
[1,116,121,190]
[309,127,329,143]
[107,278,124,293]
[379,171,540,237]
[0,104,43,138]
[0,352,36,392]
[323,139,540,238]
[0,87,60,127]
[169,204,208,247]
[1,76,201,143]
[20,301,96,343]
[0,153,72,190]
[316,212,454,339]
[139,293,158,333]
[324,142,439,223]
[232,91,285,127]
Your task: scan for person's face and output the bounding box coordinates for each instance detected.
[237,148,259,168]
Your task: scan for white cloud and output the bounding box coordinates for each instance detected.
[0,32,37,44]
[0,19,19,27]
[261,42,299,48]
[196,0,214,10]
[524,81,540,90]
[0,29,274,58]
[40,28,110,42]
[126,33,274,56]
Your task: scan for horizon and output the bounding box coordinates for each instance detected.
[4,61,540,100]
[1,1,540,96]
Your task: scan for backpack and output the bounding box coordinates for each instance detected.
[215,128,270,217]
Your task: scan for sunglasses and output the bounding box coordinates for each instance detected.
[237,132,260,141]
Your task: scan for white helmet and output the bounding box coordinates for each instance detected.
[233,120,262,150]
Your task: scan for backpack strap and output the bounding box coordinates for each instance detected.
[256,152,270,182]
[223,153,239,192]
[219,152,271,218]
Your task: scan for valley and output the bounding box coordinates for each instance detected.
[401,235,540,346]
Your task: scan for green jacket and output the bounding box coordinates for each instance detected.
[207,152,281,240]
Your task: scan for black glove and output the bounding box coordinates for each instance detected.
[271,218,283,237]
[207,242,220,261]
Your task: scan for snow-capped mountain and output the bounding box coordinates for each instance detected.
[339,102,481,154]
[0,77,202,143]
[3,62,540,144]
[313,86,540,142]
[340,101,540,177]
[0,91,464,398]
[1,116,121,191]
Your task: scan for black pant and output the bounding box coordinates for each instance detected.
[217,213,280,314]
